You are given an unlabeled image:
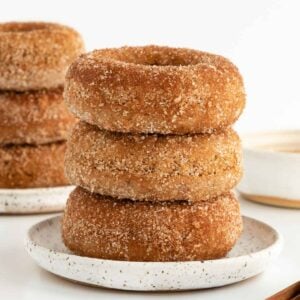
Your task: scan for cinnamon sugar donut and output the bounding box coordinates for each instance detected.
[65,45,245,134]
[62,187,242,261]
[0,22,84,91]
[0,88,76,145]
[65,122,242,202]
[0,142,68,188]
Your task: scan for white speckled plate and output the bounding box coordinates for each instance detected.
[0,186,74,214]
[25,216,282,291]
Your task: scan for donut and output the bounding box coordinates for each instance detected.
[0,22,84,91]
[0,88,76,145]
[62,187,242,261]
[65,45,245,134]
[0,142,68,188]
[65,122,242,201]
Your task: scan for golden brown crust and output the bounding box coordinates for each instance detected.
[65,45,245,134]
[0,88,76,145]
[0,22,84,91]
[65,122,242,201]
[62,187,243,261]
[0,142,69,188]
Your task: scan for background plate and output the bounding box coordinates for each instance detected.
[0,186,74,214]
[25,215,282,291]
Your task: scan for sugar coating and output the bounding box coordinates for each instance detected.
[0,142,68,188]
[65,122,242,201]
[65,45,245,134]
[63,45,245,262]
[0,88,76,145]
[0,22,85,91]
[62,187,243,261]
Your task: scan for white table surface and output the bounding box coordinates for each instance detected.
[0,194,299,300]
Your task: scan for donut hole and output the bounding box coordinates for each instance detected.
[0,22,50,33]
[99,47,203,67]
[132,56,194,67]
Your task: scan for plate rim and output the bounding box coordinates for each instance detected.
[0,185,74,195]
[0,186,75,214]
[25,214,283,266]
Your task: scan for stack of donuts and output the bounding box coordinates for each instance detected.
[62,46,246,262]
[0,22,84,188]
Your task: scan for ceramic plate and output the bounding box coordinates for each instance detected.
[25,215,282,291]
[0,186,74,214]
